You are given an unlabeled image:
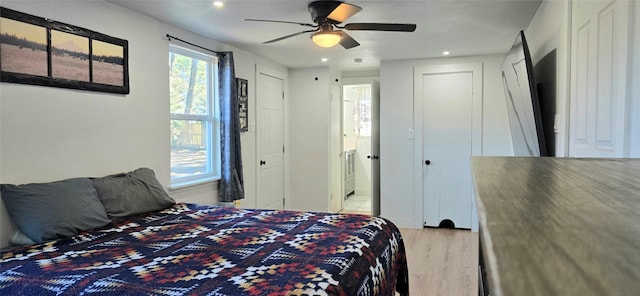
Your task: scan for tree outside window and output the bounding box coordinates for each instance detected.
[169,45,220,186]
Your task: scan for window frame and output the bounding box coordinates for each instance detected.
[349,84,372,137]
[169,45,221,188]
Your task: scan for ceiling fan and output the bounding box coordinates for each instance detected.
[245,0,417,49]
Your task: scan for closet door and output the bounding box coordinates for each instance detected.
[569,0,630,157]
[414,63,482,230]
[256,65,285,210]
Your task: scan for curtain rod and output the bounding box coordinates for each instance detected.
[165,34,223,55]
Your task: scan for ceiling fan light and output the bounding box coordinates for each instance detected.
[311,31,342,48]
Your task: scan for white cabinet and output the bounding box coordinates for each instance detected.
[569,0,631,157]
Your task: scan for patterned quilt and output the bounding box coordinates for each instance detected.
[1,203,409,295]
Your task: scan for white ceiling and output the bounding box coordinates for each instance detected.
[108,0,542,71]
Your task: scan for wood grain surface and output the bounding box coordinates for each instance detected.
[399,228,478,296]
[472,157,640,296]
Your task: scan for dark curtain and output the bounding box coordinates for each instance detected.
[218,51,244,202]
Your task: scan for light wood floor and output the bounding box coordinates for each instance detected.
[342,194,372,212]
[399,228,478,296]
[338,209,371,215]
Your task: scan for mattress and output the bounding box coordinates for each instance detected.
[0,203,409,295]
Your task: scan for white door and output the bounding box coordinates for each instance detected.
[415,64,482,229]
[569,0,629,157]
[370,80,380,216]
[257,66,285,210]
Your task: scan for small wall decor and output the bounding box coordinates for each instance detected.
[0,7,129,94]
[237,78,248,132]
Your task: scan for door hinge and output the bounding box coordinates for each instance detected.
[282,92,285,99]
[283,145,285,153]
[283,198,286,208]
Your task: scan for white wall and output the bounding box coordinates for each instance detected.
[0,0,287,248]
[630,0,640,157]
[379,54,511,228]
[288,67,331,212]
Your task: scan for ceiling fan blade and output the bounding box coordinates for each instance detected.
[344,23,417,32]
[244,18,316,28]
[263,29,318,44]
[327,2,362,23]
[339,31,360,49]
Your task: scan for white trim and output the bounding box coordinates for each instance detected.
[169,44,221,187]
[167,177,219,191]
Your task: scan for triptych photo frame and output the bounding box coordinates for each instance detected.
[0,7,129,94]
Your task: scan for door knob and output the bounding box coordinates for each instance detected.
[367,155,371,159]
[260,160,266,165]
[425,160,431,165]
[373,155,379,160]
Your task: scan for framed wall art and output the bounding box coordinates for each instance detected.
[237,78,248,132]
[0,7,129,94]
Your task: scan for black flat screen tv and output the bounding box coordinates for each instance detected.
[501,30,547,156]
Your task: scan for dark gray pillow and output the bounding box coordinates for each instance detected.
[1,178,111,244]
[92,168,175,218]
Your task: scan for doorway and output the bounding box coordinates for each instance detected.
[340,83,379,215]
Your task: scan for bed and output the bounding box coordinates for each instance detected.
[0,202,409,295]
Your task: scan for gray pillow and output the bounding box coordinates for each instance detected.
[92,168,175,218]
[9,229,36,246]
[1,177,111,244]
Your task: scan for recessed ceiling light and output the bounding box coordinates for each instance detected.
[213,1,224,8]
[321,58,328,62]
[354,58,363,63]
[443,51,450,56]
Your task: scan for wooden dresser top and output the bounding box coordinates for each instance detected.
[472,157,640,296]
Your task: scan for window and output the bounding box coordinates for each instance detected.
[345,84,371,137]
[169,45,220,186]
